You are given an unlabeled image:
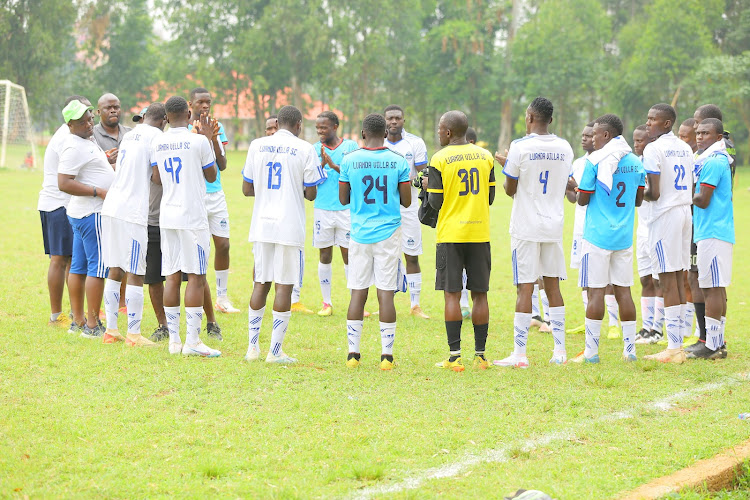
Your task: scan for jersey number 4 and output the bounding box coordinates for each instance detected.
[458,168,480,196]
[267,161,282,190]
[539,170,549,194]
[164,157,182,184]
[363,175,387,204]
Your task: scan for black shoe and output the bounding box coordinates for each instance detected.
[150,325,169,342]
[648,330,663,344]
[206,322,223,341]
[686,342,727,360]
[684,340,705,353]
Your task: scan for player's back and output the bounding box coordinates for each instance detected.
[340,147,410,244]
[244,129,321,246]
[643,132,693,219]
[385,132,428,210]
[152,127,214,230]
[103,124,162,225]
[582,153,645,251]
[430,143,495,243]
[504,134,574,242]
[694,152,734,244]
[313,138,358,211]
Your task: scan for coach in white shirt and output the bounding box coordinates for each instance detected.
[57,99,115,338]
[38,95,90,327]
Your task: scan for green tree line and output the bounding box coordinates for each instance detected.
[1,0,748,158]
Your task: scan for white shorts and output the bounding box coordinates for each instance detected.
[570,233,583,269]
[511,238,567,285]
[649,205,691,278]
[206,190,230,238]
[697,238,733,288]
[253,242,303,286]
[313,208,350,249]
[400,210,423,256]
[578,239,634,288]
[160,228,211,276]
[101,216,148,275]
[348,229,402,291]
[636,225,652,278]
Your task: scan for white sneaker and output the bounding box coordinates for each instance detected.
[215,297,240,313]
[493,353,530,368]
[169,342,183,355]
[549,350,567,365]
[266,352,297,364]
[181,342,221,358]
[244,345,261,362]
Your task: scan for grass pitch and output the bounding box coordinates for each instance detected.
[1,150,749,499]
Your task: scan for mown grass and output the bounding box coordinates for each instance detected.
[1,149,748,499]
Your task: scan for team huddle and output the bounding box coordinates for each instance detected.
[38,88,735,369]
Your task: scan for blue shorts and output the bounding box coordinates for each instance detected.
[68,213,107,278]
[40,207,74,256]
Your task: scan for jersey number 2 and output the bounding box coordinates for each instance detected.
[615,182,626,207]
[363,175,387,204]
[267,162,282,190]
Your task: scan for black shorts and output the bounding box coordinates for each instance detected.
[435,242,491,293]
[689,228,698,273]
[40,207,74,256]
[144,225,164,285]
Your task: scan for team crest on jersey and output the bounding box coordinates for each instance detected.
[405,152,414,160]
[220,219,227,229]
[407,237,415,247]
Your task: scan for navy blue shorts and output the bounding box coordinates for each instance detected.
[68,213,107,278]
[40,207,74,256]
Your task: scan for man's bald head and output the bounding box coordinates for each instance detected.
[97,93,122,127]
[437,110,469,146]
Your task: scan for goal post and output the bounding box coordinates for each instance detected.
[0,80,37,169]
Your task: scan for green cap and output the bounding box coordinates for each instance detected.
[132,107,148,123]
[62,100,93,123]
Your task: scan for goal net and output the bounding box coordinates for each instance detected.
[0,80,36,169]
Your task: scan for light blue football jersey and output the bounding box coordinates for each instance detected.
[187,121,227,193]
[579,152,645,251]
[313,138,359,211]
[338,147,410,244]
[694,152,734,244]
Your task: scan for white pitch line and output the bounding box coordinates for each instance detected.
[348,372,750,500]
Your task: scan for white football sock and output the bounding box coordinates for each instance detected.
[50,311,61,322]
[531,284,540,317]
[125,284,143,334]
[460,270,469,308]
[664,305,682,349]
[165,306,181,344]
[343,264,349,288]
[641,296,655,331]
[347,319,363,353]
[513,312,531,357]
[380,321,396,356]
[605,294,619,326]
[684,302,695,337]
[319,262,333,305]
[540,289,550,322]
[185,306,203,345]
[548,306,565,352]
[653,296,665,333]
[291,286,301,304]
[622,320,636,357]
[407,273,421,308]
[581,289,589,313]
[720,316,726,347]
[584,318,602,358]
[705,316,721,351]
[679,303,687,340]
[248,305,265,349]
[215,269,229,298]
[103,279,121,330]
[269,310,291,356]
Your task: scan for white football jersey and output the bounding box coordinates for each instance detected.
[642,131,693,220]
[58,134,115,219]
[38,124,72,212]
[101,124,163,226]
[384,130,428,212]
[151,127,215,230]
[242,129,325,247]
[571,154,588,236]
[503,133,574,242]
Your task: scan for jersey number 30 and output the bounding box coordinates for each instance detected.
[458,168,480,196]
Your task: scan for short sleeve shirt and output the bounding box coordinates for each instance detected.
[313,138,359,211]
[58,134,115,219]
[694,153,734,244]
[38,124,72,211]
[642,132,693,220]
[384,131,428,212]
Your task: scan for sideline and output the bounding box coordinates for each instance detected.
[348,372,750,500]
